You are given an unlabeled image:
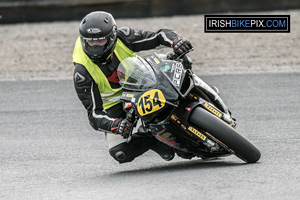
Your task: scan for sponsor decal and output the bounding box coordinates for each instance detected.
[172,63,183,87]
[204,102,222,118]
[126,94,134,98]
[161,65,171,72]
[74,72,86,84]
[188,126,207,141]
[86,28,101,34]
[153,57,160,64]
[188,93,198,101]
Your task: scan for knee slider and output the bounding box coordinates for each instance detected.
[109,143,134,163]
[114,151,126,162]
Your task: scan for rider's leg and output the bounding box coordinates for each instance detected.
[106,103,174,163]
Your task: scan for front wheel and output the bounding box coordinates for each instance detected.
[190,107,261,163]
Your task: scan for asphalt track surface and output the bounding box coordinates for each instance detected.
[1,72,300,200]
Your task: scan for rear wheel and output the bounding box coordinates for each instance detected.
[190,107,261,163]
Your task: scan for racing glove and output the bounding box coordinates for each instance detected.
[110,119,133,138]
[172,37,193,55]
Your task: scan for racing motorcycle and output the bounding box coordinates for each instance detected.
[116,51,261,163]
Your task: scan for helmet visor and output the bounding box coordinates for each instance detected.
[87,38,108,46]
[82,37,108,55]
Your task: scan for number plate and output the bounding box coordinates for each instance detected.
[137,89,166,116]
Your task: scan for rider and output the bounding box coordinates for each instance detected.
[73,11,193,163]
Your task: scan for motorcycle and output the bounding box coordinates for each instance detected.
[116,50,261,163]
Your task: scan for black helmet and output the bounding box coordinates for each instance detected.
[79,11,117,63]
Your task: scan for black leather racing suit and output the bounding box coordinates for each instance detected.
[73,27,181,132]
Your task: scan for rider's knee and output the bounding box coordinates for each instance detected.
[109,143,134,164]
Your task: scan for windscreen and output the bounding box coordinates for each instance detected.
[117,56,156,90]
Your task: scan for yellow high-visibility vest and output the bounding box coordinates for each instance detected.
[73,37,135,110]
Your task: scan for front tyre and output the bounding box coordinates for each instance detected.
[190,107,261,163]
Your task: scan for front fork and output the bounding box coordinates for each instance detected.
[191,74,236,128]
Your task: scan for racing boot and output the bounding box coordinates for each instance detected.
[175,149,195,160]
[151,140,175,161]
[137,125,175,161]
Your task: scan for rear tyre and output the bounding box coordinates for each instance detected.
[190,107,261,163]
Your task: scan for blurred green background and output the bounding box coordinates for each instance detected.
[0,0,299,24]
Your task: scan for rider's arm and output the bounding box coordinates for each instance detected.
[73,63,121,132]
[117,27,180,52]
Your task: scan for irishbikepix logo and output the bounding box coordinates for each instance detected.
[204,15,290,33]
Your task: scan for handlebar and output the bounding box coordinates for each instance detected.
[125,107,138,143]
[167,49,194,70]
[167,48,194,61]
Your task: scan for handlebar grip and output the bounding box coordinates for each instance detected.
[126,107,135,123]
